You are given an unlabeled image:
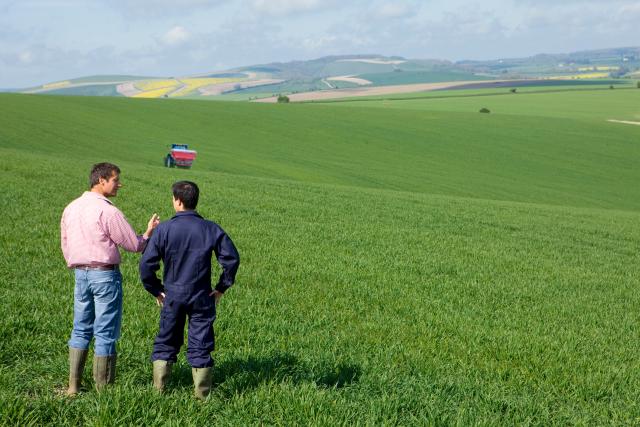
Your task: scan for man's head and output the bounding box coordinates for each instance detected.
[90,162,121,197]
[172,181,199,211]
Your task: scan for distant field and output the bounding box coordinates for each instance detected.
[319,61,396,77]
[1,92,639,424]
[440,79,626,91]
[323,80,632,102]
[43,84,122,97]
[68,75,156,84]
[357,70,488,86]
[333,85,640,121]
[201,92,276,101]
[19,76,156,94]
[231,79,328,96]
[203,73,247,79]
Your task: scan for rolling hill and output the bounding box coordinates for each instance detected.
[8,47,640,101]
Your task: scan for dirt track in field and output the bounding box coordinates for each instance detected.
[327,76,372,86]
[336,58,406,65]
[116,82,142,97]
[607,119,640,126]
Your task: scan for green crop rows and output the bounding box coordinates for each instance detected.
[0,87,639,425]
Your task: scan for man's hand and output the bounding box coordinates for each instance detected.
[210,290,223,306]
[156,292,165,307]
[144,213,160,239]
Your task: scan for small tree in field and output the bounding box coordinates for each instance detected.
[277,94,290,103]
[479,107,491,113]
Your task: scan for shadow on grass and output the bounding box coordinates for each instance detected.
[169,353,360,395]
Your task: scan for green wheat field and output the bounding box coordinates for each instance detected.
[1,85,639,425]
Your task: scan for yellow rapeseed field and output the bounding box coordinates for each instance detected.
[578,66,619,72]
[130,78,244,98]
[169,78,243,97]
[548,72,611,80]
[132,86,177,98]
[135,79,180,92]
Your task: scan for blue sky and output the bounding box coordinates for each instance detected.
[1,0,638,88]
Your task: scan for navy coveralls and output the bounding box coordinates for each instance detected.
[139,211,240,368]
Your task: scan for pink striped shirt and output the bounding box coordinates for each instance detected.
[61,191,147,268]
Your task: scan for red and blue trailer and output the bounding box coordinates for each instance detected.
[165,144,197,168]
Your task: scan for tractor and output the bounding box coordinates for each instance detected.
[165,144,197,168]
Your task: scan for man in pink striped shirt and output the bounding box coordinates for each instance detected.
[61,162,159,395]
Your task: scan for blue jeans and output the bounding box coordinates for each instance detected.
[68,269,123,356]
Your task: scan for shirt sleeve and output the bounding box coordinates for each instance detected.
[60,211,69,262]
[139,230,165,297]
[105,208,147,253]
[213,229,240,293]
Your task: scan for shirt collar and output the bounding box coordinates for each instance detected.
[83,191,113,205]
[173,210,202,219]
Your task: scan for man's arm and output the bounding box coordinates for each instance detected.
[105,209,159,253]
[139,231,165,297]
[60,212,69,262]
[213,230,240,294]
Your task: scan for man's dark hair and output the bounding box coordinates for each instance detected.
[172,181,199,210]
[90,162,120,188]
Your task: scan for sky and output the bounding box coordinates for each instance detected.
[1,0,638,88]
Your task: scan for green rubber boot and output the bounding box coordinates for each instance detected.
[93,354,117,391]
[152,360,172,392]
[67,348,88,396]
[192,367,212,400]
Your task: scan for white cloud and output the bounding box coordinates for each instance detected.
[516,1,640,36]
[620,2,640,12]
[91,0,224,19]
[301,35,338,50]
[250,0,328,16]
[18,51,34,64]
[98,0,219,11]
[162,26,190,46]
[375,2,414,19]
[2,0,640,88]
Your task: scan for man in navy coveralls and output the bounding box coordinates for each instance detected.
[139,181,240,399]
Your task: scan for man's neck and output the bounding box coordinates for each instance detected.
[90,188,109,197]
